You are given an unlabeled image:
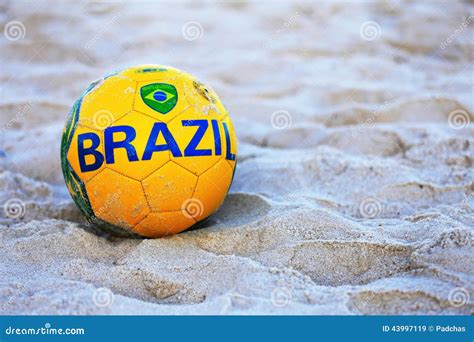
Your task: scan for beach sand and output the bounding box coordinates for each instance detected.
[0,0,473,314]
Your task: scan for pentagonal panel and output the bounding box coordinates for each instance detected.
[133,211,195,238]
[105,111,170,180]
[119,64,184,82]
[168,106,225,175]
[78,74,137,130]
[192,158,233,222]
[221,115,238,170]
[142,161,197,212]
[86,168,150,230]
[175,73,227,120]
[67,125,105,182]
[133,77,190,123]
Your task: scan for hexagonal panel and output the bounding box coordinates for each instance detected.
[175,73,228,120]
[78,74,136,130]
[133,211,195,238]
[119,64,184,82]
[142,161,197,212]
[168,106,225,175]
[221,115,238,170]
[67,125,105,182]
[105,111,170,180]
[133,77,191,123]
[192,158,233,222]
[86,168,150,230]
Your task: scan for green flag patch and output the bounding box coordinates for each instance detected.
[140,83,178,114]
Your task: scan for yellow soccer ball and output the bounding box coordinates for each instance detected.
[61,65,237,238]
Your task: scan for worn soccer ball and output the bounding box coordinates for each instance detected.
[61,65,237,238]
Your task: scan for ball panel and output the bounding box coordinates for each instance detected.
[192,158,234,222]
[105,111,170,180]
[63,162,142,238]
[61,98,81,158]
[85,168,150,230]
[176,74,228,120]
[142,161,197,212]
[61,96,96,223]
[119,64,183,82]
[133,211,196,238]
[78,75,136,130]
[63,162,95,221]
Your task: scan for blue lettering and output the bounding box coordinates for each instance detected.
[78,132,104,172]
[183,120,212,157]
[211,120,222,156]
[142,122,182,159]
[104,125,139,164]
[223,122,236,161]
[77,119,235,169]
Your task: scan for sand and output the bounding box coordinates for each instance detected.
[0,0,473,314]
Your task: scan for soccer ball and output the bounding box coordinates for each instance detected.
[60,65,237,238]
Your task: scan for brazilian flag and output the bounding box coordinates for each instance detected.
[140,83,178,114]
